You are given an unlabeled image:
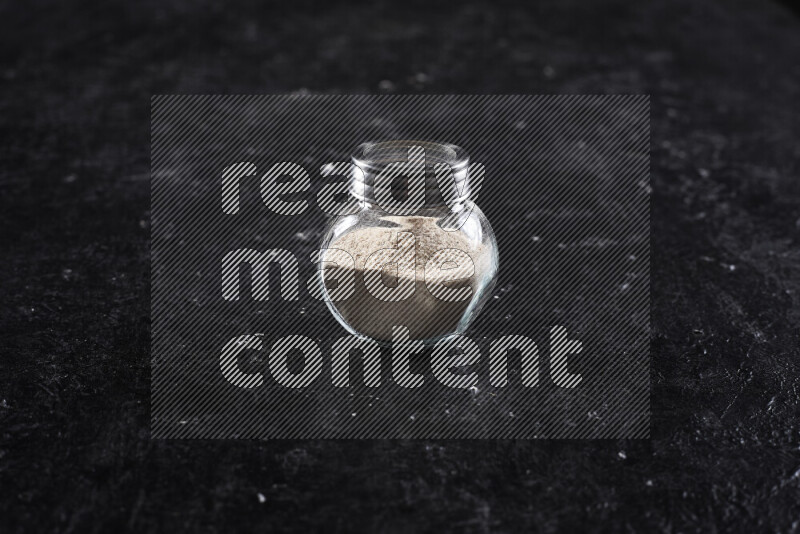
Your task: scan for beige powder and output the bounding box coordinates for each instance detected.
[323,216,490,342]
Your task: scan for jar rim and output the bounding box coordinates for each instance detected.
[352,140,469,172]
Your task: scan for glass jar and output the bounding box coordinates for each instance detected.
[318,140,499,344]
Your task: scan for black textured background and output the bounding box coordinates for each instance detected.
[2,0,799,531]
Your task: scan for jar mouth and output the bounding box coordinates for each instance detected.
[350,140,472,208]
[352,140,469,173]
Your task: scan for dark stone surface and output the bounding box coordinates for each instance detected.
[1,0,799,531]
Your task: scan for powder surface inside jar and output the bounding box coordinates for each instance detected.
[323,216,490,342]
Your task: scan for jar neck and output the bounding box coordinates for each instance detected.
[358,199,469,216]
[350,140,472,210]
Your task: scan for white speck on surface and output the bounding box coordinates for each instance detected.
[378,79,396,92]
[469,386,479,396]
[618,451,627,459]
[767,396,777,412]
[257,493,266,503]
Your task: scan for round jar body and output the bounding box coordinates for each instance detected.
[319,202,498,344]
